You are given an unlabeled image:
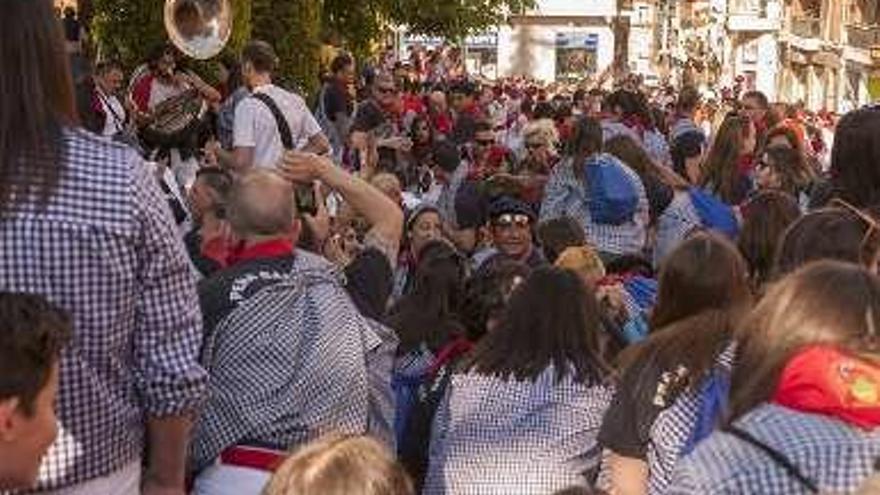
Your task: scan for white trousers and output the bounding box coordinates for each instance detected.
[192,464,271,495]
[40,460,140,495]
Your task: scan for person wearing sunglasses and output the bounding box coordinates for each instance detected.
[473,196,547,270]
[350,73,410,177]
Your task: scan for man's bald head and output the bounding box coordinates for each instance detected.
[227,170,297,239]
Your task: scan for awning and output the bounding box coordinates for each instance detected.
[812,51,842,69]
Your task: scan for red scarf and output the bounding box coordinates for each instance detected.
[226,238,295,267]
[773,346,880,430]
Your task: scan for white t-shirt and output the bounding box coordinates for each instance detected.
[96,89,126,137]
[233,84,323,169]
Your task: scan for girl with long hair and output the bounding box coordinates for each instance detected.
[670,261,880,493]
[598,233,753,495]
[424,268,613,494]
[700,114,757,205]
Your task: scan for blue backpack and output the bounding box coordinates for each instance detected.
[688,188,740,238]
[583,154,640,225]
[681,369,731,456]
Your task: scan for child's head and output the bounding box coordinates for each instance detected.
[262,435,413,495]
[0,293,70,490]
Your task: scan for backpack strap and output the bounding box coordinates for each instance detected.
[725,425,820,493]
[251,92,294,150]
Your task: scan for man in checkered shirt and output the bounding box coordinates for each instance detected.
[0,2,207,493]
[190,169,397,494]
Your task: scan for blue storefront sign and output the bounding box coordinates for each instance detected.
[555,32,599,50]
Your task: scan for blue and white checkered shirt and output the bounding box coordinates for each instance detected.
[0,129,207,490]
[423,367,613,495]
[191,251,396,471]
[668,403,880,494]
[540,156,649,256]
[653,191,703,268]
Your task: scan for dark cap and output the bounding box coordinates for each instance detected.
[488,196,536,223]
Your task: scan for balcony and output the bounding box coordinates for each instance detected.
[847,24,880,49]
[727,0,780,31]
[791,16,822,39]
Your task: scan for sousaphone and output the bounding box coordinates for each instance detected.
[135,0,233,149]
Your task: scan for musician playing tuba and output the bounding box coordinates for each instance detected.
[130,45,220,129]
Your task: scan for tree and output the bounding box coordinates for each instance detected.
[390,0,536,40]
[252,0,322,99]
[90,0,252,73]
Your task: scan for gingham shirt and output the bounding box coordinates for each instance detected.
[191,250,395,471]
[0,129,207,490]
[540,155,649,256]
[423,367,613,495]
[668,404,880,494]
[599,346,736,495]
[436,162,470,229]
[653,190,703,268]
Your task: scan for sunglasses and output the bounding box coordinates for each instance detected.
[492,213,531,229]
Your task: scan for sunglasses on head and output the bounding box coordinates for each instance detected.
[492,213,531,228]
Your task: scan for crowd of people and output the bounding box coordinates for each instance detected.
[1,1,879,494]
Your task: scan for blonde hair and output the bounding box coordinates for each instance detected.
[523,118,559,149]
[262,435,414,495]
[554,246,606,283]
[370,173,402,201]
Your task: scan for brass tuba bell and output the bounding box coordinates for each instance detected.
[164,0,232,60]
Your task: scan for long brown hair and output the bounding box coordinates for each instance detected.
[463,267,612,384]
[605,134,689,190]
[738,190,802,290]
[0,0,77,212]
[730,261,880,421]
[651,232,752,331]
[619,233,752,381]
[701,114,753,204]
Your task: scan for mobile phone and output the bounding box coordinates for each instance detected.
[295,184,317,217]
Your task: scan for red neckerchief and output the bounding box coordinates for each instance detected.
[622,115,647,139]
[738,153,755,175]
[226,238,295,267]
[773,345,880,430]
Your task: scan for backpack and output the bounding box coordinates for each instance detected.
[583,154,640,225]
[314,83,345,161]
[681,368,731,456]
[688,188,740,238]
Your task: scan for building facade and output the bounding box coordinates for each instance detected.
[497,0,618,82]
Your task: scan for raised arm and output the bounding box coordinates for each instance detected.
[278,152,404,259]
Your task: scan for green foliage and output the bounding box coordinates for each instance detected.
[91,0,251,74]
[252,0,322,100]
[91,0,166,69]
[391,0,536,39]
